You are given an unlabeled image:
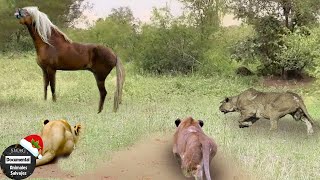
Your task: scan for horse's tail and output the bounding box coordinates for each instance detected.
[113,56,125,112]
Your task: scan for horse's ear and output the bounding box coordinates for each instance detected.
[43,119,49,125]
[198,120,204,127]
[175,118,181,127]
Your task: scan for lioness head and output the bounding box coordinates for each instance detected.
[175,117,204,128]
[42,119,82,142]
[219,97,237,114]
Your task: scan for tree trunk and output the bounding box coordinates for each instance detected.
[281,68,288,80]
[282,0,292,31]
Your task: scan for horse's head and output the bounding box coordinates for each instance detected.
[14,8,32,25]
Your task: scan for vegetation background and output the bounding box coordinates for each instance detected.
[0,0,320,179]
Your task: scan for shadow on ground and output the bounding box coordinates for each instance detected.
[79,134,253,180]
[225,114,320,137]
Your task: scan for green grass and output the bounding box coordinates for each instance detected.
[0,53,320,180]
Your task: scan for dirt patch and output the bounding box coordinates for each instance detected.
[78,134,253,180]
[262,75,315,87]
[0,163,74,179]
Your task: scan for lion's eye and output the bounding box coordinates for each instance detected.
[225,98,229,102]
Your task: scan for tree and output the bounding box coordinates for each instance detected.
[229,0,320,31]
[0,0,86,52]
[179,0,226,38]
[109,7,135,25]
[229,0,320,79]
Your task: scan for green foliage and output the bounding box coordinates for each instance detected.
[135,7,204,74]
[229,0,320,29]
[179,0,225,38]
[232,16,287,75]
[108,6,135,25]
[67,7,137,63]
[137,24,202,74]
[229,0,320,77]
[200,25,254,76]
[232,25,320,77]
[275,28,320,76]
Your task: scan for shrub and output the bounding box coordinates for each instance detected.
[275,28,319,77]
[136,23,203,74]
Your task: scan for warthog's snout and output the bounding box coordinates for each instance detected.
[219,105,227,114]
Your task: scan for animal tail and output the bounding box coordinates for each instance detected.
[202,143,212,180]
[299,100,314,125]
[288,91,315,125]
[113,56,125,112]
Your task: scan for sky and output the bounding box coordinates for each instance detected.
[78,0,241,28]
[84,0,183,22]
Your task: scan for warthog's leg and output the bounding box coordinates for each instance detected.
[239,121,253,128]
[239,117,259,128]
[238,111,256,128]
[238,111,255,123]
[269,117,279,131]
[301,118,314,135]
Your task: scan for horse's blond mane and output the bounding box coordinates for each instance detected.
[23,6,72,46]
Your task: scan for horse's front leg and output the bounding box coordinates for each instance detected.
[42,70,49,100]
[48,69,57,102]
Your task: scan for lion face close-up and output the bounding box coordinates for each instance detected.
[219,97,237,114]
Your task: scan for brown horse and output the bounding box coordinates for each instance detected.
[14,7,125,113]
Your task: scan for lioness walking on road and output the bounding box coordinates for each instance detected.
[173,117,217,180]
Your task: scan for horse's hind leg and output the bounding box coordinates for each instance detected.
[48,69,57,102]
[42,70,49,100]
[94,73,107,113]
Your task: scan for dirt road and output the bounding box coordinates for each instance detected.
[1,134,252,180]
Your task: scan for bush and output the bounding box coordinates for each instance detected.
[67,18,137,63]
[231,16,320,78]
[199,25,254,76]
[136,23,203,74]
[275,28,319,75]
